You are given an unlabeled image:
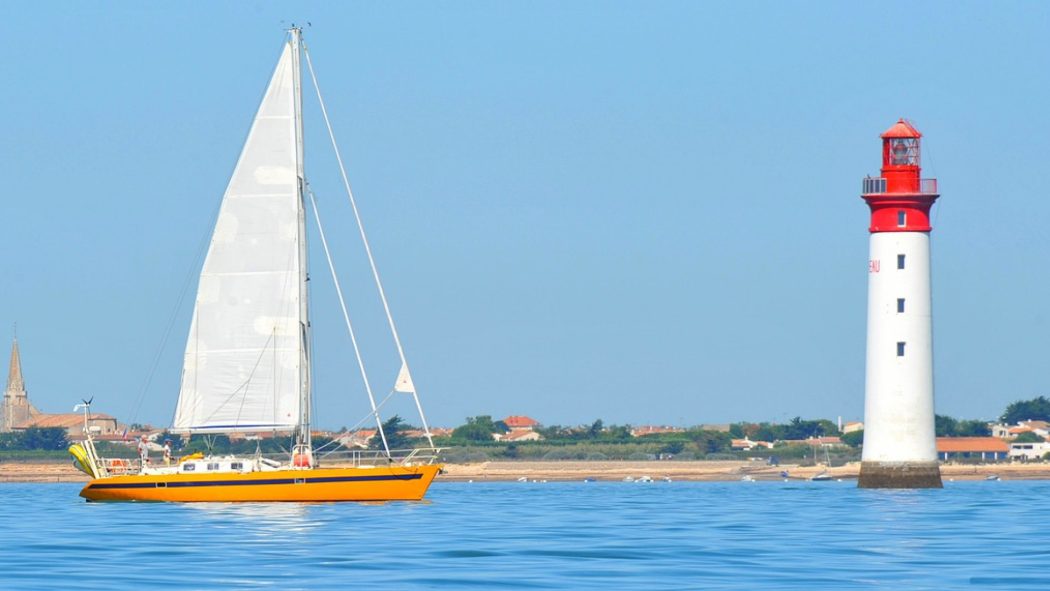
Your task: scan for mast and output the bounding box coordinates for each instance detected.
[291,27,311,451]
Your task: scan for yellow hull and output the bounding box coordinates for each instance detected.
[80,464,442,503]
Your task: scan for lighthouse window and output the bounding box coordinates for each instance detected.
[889,138,919,166]
[896,342,906,357]
[897,254,906,269]
[897,298,905,313]
[897,210,907,227]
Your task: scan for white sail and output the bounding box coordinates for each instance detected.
[393,362,415,393]
[173,41,306,433]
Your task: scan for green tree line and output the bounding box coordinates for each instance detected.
[0,427,69,451]
[1001,396,1050,424]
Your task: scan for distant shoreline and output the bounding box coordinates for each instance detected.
[438,460,1050,482]
[3,459,1049,484]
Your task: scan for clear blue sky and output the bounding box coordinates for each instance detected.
[2,2,1049,430]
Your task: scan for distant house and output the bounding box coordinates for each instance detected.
[502,416,539,430]
[843,421,864,434]
[936,437,1009,461]
[14,413,119,438]
[1008,426,1031,437]
[699,424,731,433]
[1009,440,1050,461]
[814,436,845,447]
[498,429,543,442]
[333,429,377,449]
[992,420,1050,440]
[1023,420,1050,433]
[780,436,846,449]
[631,425,685,437]
[93,433,130,443]
[731,438,773,451]
[991,424,1011,439]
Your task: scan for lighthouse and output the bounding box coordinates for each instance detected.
[858,119,943,489]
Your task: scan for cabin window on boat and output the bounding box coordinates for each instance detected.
[183,464,196,472]
[897,254,906,269]
[231,462,243,471]
[897,298,905,313]
[896,341,906,357]
[207,463,220,471]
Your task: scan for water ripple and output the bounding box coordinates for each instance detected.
[1,481,1048,589]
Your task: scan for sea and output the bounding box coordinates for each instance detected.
[1,480,1046,590]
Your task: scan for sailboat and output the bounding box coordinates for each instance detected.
[810,443,833,482]
[72,28,442,502]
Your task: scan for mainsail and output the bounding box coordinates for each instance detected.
[172,40,307,433]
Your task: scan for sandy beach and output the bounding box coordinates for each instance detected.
[439,460,1050,482]
[0,461,87,483]
[5,459,1050,483]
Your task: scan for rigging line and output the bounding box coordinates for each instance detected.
[305,183,391,457]
[130,192,222,427]
[319,390,399,455]
[313,437,339,453]
[247,327,274,428]
[318,391,400,459]
[272,237,299,428]
[198,332,276,425]
[334,390,398,438]
[302,45,436,448]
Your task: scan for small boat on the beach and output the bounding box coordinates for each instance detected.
[985,475,1001,481]
[72,28,441,502]
[809,444,834,481]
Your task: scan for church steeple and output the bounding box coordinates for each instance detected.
[5,337,26,398]
[2,335,38,432]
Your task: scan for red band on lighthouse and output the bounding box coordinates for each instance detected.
[861,119,939,233]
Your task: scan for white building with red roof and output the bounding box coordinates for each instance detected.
[502,416,539,430]
[496,429,543,442]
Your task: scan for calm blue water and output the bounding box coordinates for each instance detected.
[1,480,1047,590]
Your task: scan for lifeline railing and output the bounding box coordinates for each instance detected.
[312,448,443,467]
[94,447,443,475]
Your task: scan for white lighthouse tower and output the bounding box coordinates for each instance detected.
[858,119,942,489]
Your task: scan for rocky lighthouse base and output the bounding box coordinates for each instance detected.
[858,461,942,489]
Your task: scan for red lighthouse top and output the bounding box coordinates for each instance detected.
[861,119,939,233]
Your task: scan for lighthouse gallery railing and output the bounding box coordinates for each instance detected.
[862,177,938,194]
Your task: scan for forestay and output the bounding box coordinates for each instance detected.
[173,41,306,433]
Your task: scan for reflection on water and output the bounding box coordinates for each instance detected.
[1,481,1048,590]
[186,502,317,535]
